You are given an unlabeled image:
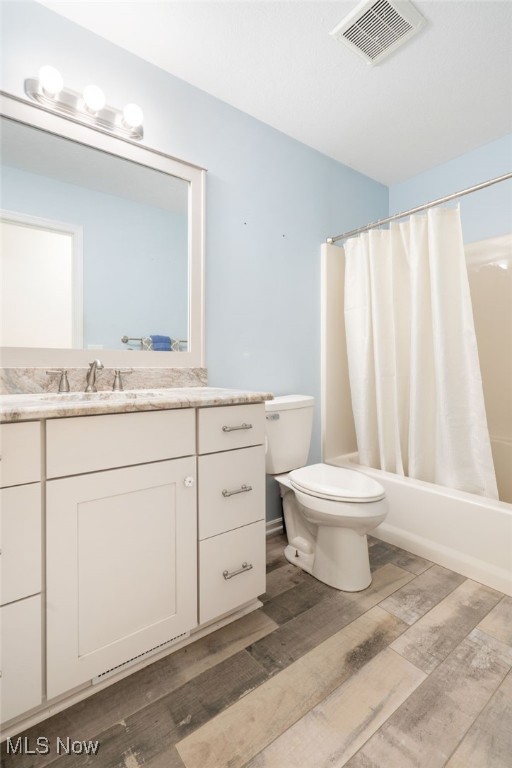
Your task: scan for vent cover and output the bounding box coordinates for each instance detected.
[330,0,425,65]
[92,631,188,684]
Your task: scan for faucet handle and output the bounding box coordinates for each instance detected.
[112,368,133,392]
[46,369,70,393]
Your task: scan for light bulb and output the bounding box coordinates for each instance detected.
[38,65,63,98]
[83,84,106,114]
[122,103,144,129]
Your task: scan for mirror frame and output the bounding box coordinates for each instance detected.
[0,92,205,368]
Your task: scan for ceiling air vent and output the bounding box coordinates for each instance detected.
[330,0,426,65]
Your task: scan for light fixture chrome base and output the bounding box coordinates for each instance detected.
[24,78,143,140]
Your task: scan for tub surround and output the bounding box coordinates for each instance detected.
[0,366,208,395]
[0,386,273,423]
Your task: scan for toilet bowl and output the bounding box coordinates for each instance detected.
[266,396,387,591]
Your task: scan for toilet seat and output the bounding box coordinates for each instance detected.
[290,463,385,503]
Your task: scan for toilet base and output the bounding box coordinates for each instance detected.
[284,543,314,575]
[313,526,371,592]
[284,529,372,592]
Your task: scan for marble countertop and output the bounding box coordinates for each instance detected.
[0,387,274,423]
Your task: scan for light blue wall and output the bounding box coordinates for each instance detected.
[390,134,512,244]
[1,1,388,521]
[2,165,188,349]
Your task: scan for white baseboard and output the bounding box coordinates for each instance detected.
[266,518,283,536]
[373,523,512,597]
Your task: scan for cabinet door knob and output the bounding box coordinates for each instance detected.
[184,476,195,487]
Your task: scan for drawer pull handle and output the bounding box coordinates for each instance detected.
[222,423,253,433]
[223,562,253,580]
[222,484,253,498]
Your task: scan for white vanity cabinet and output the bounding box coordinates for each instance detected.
[0,422,43,723]
[197,404,266,624]
[45,410,198,699]
[0,394,268,731]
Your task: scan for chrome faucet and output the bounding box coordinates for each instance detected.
[85,359,104,392]
[46,368,70,393]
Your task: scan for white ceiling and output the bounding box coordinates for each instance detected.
[38,1,512,185]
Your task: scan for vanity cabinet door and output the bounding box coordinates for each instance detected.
[0,483,41,606]
[46,457,197,700]
[0,595,42,723]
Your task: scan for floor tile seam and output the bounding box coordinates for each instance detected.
[478,624,512,649]
[380,587,507,671]
[440,668,512,768]
[263,578,335,611]
[386,613,512,689]
[237,646,428,768]
[397,560,434,576]
[94,645,273,750]
[383,632,438,676]
[259,582,361,634]
[175,609,410,764]
[73,647,272,754]
[334,654,488,768]
[173,651,347,766]
[333,563,417,606]
[376,574,472,625]
[476,625,512,652]
[416,624,512,713]
[63,617,279,747]
[253,599,412,677]
[410,578,505,627]
[304,647,428,768]
[253,599,382,672]
[476,594,511,639]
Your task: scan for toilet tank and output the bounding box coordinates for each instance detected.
[265,395,314,474]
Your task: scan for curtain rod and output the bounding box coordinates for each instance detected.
[326,171,512,245]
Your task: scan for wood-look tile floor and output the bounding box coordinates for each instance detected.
[2,533,511,768]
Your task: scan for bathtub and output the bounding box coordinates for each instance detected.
[328,453,512,597]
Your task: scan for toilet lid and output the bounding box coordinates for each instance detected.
[290,464,385,503]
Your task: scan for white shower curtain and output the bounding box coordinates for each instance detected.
[344,206,498,499]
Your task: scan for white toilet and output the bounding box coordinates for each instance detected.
[266,395,387,591]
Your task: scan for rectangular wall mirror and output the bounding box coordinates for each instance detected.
[0,93,205,368]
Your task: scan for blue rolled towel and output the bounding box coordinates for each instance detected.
[150,334,172,351]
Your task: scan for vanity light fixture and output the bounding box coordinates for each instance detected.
[82,84,107,114]
[38,65,64,98]
[25,67,144,140]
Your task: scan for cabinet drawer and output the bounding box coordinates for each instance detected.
[0,484,41,606]
[0,422,41,488]
[199,521,266,625]
[47,408,196,478]
[197,403,265,454]
[198,446,265,539]
[0,595,42,723]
